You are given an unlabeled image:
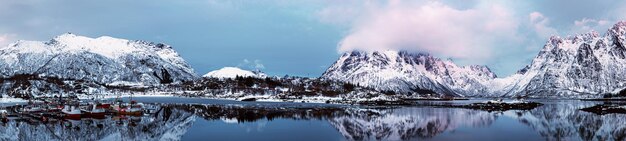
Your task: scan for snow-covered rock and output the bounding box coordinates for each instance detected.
[203,67,266,79]
[321,50,496,96]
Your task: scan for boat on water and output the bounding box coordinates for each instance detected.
[62,105,82,119]
[111,101,144,116]
[98,99,112,108]
[20,102,64,114]
[81,102,107,118]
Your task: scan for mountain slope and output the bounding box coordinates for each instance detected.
[321,50,496,97]
[0,33,197,97]
[494,21,626,98]
[202,67,266,79]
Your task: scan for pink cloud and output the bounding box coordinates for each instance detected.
[333,1,522,61]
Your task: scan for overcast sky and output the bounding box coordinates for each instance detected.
[1,0,625,77]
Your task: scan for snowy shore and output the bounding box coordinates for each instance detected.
[76,93,177,100]
[0,97,28,104]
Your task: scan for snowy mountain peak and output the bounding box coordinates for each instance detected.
[203,67,267,79]
[609,21,626,36]
[548,36,564,47]
[47,34,143,59]
[569,31,600,43]
[53,32,83,40]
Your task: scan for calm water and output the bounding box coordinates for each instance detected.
[0,97,625,141]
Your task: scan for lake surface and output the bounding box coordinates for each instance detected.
[1,97,625,141]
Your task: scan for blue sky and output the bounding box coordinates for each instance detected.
[1,0,625,77]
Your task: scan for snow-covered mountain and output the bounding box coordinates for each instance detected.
[203,67,267,79]
[490,21,626,98]
[0,33,197,96]
[324,21,626,98]
[321,50,496,96]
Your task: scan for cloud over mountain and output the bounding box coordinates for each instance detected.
[334,1,522,62]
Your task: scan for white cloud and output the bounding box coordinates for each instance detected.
[238,59,265,70]
[570,18,612,34]
[529,12,558,39]
[330,1,522,62]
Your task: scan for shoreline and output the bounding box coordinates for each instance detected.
[579,98,626,101]
[5,93,610,106]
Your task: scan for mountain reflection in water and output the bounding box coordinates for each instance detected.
[0,104,196,141]
[0,100,625,141]
[512,101,626,141]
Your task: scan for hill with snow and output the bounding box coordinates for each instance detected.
[203,67,267,79]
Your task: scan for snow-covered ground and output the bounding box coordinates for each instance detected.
[0,97,28,104]
[76,93,176,100]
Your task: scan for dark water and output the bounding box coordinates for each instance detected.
[1,97,625,141]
